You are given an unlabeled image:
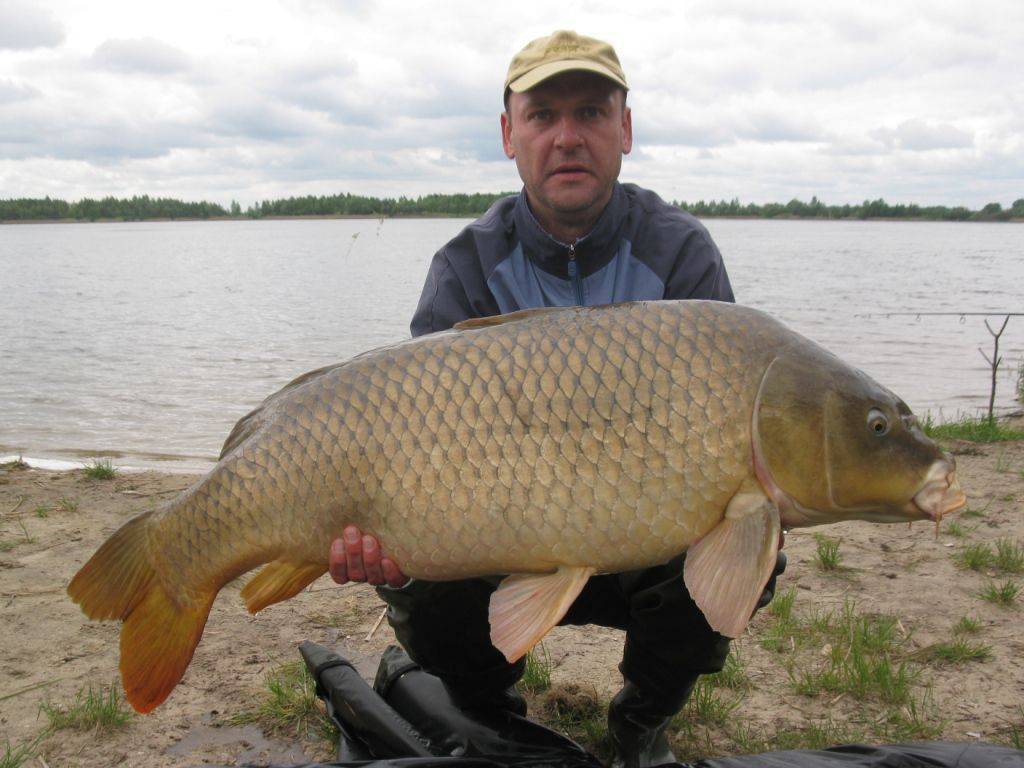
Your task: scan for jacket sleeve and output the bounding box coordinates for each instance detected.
[409,251,475,337]
[663,227,735,303]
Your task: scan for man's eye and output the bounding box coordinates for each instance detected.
[579,106,600,120]
[529,110,552,122]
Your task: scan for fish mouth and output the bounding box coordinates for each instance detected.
[910,459,967,522]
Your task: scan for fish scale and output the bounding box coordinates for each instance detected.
[69,299,965,713]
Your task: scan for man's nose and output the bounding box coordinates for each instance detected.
[554,116,583,149]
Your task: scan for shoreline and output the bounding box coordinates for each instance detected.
[3,214,1022,226]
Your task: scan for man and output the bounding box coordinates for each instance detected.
[328,31,785,768]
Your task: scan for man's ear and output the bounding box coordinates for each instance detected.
[621,105,633,155]
[501,112,515,159]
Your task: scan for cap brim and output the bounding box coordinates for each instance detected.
[507,59,628,93]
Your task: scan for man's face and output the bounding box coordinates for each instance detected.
[501,71,632,233]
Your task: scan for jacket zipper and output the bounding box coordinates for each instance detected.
[567,241,584,305]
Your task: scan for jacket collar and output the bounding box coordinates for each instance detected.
[512,182,629,279]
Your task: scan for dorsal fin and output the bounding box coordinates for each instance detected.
[218,362,346,459]
[454,307,576,330]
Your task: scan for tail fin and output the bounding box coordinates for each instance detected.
[67,511,215,713]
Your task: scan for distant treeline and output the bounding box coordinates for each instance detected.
[675,196,1024,222]
[2,193,1023,223]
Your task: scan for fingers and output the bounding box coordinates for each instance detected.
[328,537,348,584]
[344,526,366,581]
[362,534,384,585]
[327,526,409,587]
[381,558,410,588]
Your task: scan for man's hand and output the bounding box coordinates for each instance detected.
[328,526,409,588]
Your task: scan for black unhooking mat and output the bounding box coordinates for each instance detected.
[203,641,1024,768]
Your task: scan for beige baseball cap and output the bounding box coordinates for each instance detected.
[504,30,629,94]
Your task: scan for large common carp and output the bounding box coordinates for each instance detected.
[69,301,965,713]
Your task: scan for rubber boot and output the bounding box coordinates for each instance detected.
[445,682,528,719]
[607,678,695,768]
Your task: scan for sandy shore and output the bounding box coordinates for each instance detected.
[1,428,1023,765]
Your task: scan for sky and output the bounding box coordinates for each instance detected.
[1,0,1022,208]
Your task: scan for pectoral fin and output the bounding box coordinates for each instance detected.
[488,566,595,663]
[683,487,780,638]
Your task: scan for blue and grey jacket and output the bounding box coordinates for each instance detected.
[410,181,734,337]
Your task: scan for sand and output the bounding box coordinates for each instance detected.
[1,426,1022,766]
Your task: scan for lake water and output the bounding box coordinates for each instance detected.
[1,218,1022,471]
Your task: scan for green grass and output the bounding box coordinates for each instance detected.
[39,684,131,731]
[653,598,955,761]
[954,542,995,571]
[813,534,842,571]
[32,504,49,519]
[789,603,916,705]
[58,496,79,513]
[0,458,28,471]
[0,736,40,768]
[683,677,740,725]
[1001,706,1024,749]
[518,643,553,694]
[961,504,989,519]
[759,588,802,653]
[707,650,750,691]
[980,579,1020,606]
[944,521,969,538]
[955,540,1024,574]
[920,639,992,663]
[994,539,1024,573]
[83,458,117,480]
[229,661,337,746]
[953,615,982,634]
[922,413,1024,442]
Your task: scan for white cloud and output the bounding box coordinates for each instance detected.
[92,37,190,74]
[871,119,974,151]
[0,1,64,50]
[0,0,1021,208]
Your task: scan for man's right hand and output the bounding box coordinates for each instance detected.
[328,525,409,588]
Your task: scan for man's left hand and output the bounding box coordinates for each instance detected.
[328,526,409,588]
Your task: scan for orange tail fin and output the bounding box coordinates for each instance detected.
[67,511,214,713]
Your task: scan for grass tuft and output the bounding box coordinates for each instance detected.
[1000,706,1024,749]
[954,543,994,571]
[684,677,741,725]
[32,504,49,519]
[994,539,1024,573]
[813,534,842,571]
[961,504,989,519]
[980,579,1020,607]
[83,458,117,480]
[0,736,40,768]
[40,683,131,731]
[229,661,337,746]
[920,639,992,663]
[953,615,982,634]
[707,650,750,691]
[518,643,553,694]
[922,413,1024,442]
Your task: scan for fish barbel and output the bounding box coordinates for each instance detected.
[68,301,965,712]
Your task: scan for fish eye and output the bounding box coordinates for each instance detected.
[867,408,889,436]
